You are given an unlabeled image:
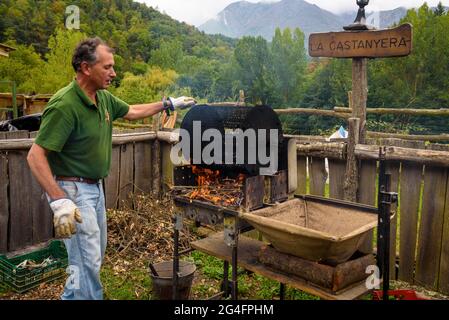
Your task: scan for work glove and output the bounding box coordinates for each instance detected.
[49,198,83,239]
[166,96,197,111]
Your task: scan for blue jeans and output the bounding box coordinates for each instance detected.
[52,180,107,300]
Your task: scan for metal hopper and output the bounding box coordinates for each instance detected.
[240,195,380,265]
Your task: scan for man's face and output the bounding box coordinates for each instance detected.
[88,45,116,90]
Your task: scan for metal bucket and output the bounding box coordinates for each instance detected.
[150,260,196,300]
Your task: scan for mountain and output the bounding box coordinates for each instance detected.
[199,0,443,40]
[200,0,344,40]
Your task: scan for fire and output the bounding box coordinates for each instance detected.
[184,166,246,207]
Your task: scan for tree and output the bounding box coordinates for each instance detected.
[149,40,184,72]
[26,29,87,93]
[271,27,307,106]
[0,41,44,93]
[435,1,446,16]
[114,67,178,105]
[234,36,275,105]
[368,4,449,133]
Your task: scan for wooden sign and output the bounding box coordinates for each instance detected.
[309,23,412,58]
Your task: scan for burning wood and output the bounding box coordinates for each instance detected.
[177,166,246,208]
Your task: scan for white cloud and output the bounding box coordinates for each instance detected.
[137,0,449,26]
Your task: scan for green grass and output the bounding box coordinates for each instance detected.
[101,265,152,300]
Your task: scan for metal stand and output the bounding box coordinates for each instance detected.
[172,214,183,300]
[172,211,242,300]
[377,147,398,301]
[224,216,239,300]
[280,283,285,300]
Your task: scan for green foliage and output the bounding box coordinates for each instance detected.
[1,1,449,135]
[234,36,275,105]
[149,40,184,71]
[271,28,307,105]
[368,4,449,133]
[0,41,44,93]
[34,29,87,94]
[113,67,178,105]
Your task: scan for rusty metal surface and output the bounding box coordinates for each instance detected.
[243,175,264,211]
[268,170,288,204]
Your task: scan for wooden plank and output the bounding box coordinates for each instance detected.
[30,173,53,243]
[161,142,174,192]
[328,160,346,200]
[357,160,377,254]
[309,23,412,58]
[295,157,307,195]
[398,162,423,283]
[191,232,371,300]
[152,140,161,198]
[134,141,152,195]
[7,151,33,251]
[386,161,400,280]
[0,132,6,140]
[118,142,134,209]
[0,152,8,253]
[439,174,449,295]
[288,139,298,194]
[259,245,376,293]
[415,166,447,290]
[104,146,120,210]
[309,157,327,196]
[5,131,28,139]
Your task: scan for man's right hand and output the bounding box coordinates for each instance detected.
[49,198,83,239]
[168,96,197,110]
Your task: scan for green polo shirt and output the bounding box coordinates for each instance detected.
[35,80,129,179]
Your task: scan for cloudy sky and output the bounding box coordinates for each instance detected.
[137,0,449,26]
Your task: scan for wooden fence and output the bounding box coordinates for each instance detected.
[1,129,449,295]
[295,137,449,295]
[0,129,175,254]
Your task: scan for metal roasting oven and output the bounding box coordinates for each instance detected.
[170,104,396,300]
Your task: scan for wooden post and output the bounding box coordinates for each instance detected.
[343,59,367,202]
[344,118,360,202]
[352,58,368,143]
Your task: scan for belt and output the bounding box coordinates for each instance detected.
[55,176,100,184]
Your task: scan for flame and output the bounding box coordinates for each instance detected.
[185,166,246,207]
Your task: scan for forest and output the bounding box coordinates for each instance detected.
[1,0,448,135]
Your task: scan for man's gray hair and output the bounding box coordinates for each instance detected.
[72,37,114,72]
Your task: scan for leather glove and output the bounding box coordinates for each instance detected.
[49,198,83,239]
[166,96,197,111]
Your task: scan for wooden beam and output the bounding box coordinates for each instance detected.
[355,144,449,167]
[335,107,449,117]
[367,131,449,142]
[0,132,158,150]
[296,142,346,160]
[275,108,349,119]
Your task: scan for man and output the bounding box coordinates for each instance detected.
[27,37,196,300]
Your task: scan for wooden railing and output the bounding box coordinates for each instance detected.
[0,129,175,254]
[294,136,449,295]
